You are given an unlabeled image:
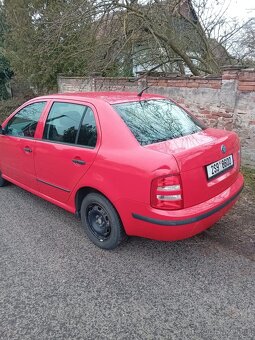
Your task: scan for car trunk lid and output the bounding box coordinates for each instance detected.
[145,128,241,208]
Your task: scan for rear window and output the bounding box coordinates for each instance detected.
[113,99,205,146]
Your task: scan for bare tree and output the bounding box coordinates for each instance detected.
[2,0,253,92]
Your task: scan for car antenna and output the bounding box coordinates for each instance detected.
[137,86,149,97]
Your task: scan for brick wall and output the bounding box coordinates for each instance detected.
[58,68,255,166]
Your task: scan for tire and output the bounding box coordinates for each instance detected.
[0,171,7,187]
[80,193,126,250]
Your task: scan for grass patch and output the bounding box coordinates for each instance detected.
[242,166,255,190]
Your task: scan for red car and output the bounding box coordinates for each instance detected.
[0,92,243,249]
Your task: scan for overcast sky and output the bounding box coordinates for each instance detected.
[224,0,255,20]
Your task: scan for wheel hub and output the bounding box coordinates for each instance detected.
[87,204,111,241]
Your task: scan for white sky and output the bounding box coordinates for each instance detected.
[224,0,255,20]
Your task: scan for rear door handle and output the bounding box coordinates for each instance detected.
[72,159,86,165]
[23,147,32,153]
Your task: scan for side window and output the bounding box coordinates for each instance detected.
[43,102,86,144]
[6,102,46,138]
[77,108,97,147]
[43,102,97,147]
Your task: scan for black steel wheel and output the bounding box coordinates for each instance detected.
[81,193,126,250]
[87,203,111,241]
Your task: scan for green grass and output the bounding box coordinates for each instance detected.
[242,166,255,189]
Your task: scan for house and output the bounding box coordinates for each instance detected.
[90,0,230,77]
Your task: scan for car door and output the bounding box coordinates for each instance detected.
[0,101,47,190]
[34,100,100,203]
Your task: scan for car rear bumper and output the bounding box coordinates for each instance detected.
[117,173,244,241]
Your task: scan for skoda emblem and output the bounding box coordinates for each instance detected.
[221,145,227,154]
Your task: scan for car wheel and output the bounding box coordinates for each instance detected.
[81,193,126,250]
[0,172,7,187]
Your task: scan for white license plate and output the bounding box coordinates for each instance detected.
[206,155,234,179]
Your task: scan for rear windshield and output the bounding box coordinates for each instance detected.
[113,99,205,146]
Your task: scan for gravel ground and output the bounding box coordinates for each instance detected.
[0,183,254,340]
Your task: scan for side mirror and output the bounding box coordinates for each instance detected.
[0,125,6,135]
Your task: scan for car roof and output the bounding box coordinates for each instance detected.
[36,91,165,104]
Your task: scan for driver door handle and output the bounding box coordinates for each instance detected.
[72,159,86,165]
[23,147,32,153]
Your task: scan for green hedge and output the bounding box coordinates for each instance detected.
[0,98,25,123]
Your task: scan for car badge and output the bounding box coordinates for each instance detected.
[221,145,227,154]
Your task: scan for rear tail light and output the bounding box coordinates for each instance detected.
[151,175,183,210]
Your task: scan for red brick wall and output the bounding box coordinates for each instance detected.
[147,77,222,89]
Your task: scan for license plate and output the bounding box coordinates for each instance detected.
[206,155,234,179]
